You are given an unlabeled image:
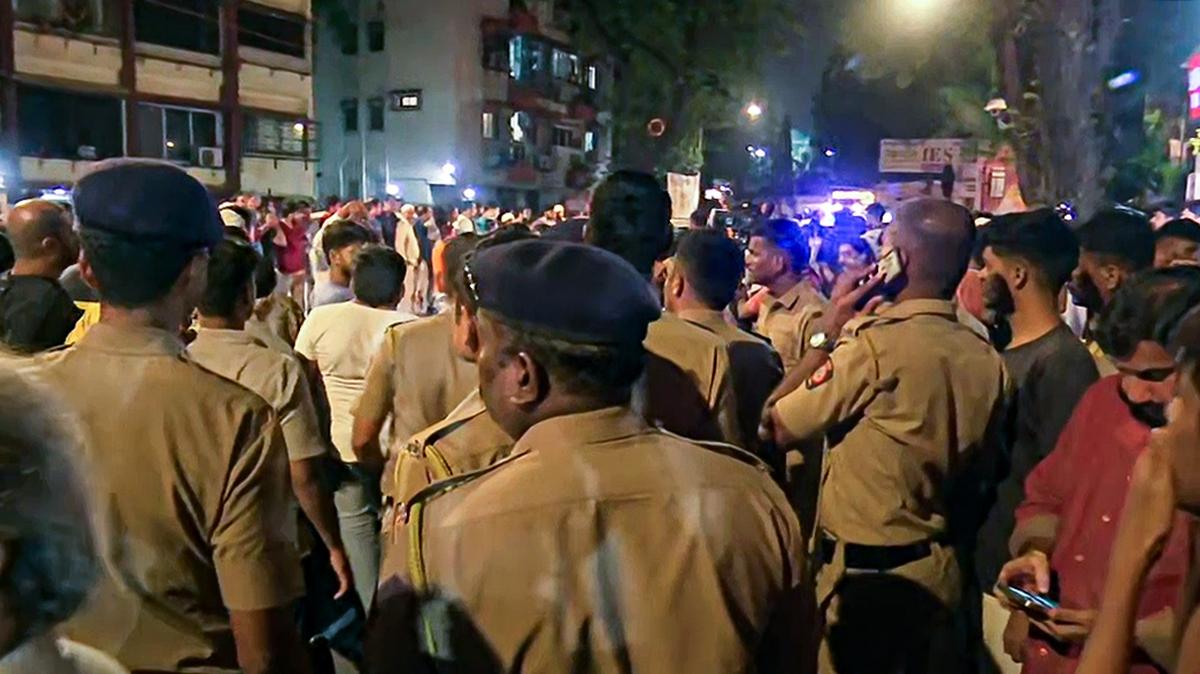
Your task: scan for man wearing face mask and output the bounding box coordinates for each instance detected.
[997,267,1200,674]
[973,210,1100,674]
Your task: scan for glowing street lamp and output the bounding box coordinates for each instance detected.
[744,101,764,122]
[385,183,401,197]
[462,187,478,201]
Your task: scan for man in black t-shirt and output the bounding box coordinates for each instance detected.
[975,209,1100,673]
[0,200,83,353]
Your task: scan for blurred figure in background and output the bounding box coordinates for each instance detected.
[0,369,127,674]
[1152,218,1200,269]
[0,200,81,353]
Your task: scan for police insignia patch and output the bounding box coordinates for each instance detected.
[805,360,834,389]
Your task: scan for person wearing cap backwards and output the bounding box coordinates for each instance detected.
[586,170,743,446]
[365,239,807,671]
[20,160,311,674]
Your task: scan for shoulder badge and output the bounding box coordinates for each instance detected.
[805,359,834,389]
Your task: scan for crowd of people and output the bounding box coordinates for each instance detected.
[0,156,1198,674]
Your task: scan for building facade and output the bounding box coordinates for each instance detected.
[0,0,316,203]
[314,0,611,209]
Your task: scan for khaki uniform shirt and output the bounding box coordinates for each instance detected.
[23,324,303,673]
[356,313,477,452]
[677,308,784,455]
[774,300,1008,606]
[642,313,743,447]
[756,280,827,372]
[369,407,806,672]
[376,389,514,589]
[246,294,303,353]
[187,329,326,463]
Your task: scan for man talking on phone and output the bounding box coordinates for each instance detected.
[997,267,1200,674]
[763,198,1010,674]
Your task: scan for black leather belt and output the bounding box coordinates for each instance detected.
[819,533,935,572]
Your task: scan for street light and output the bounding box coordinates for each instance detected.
[385,183,401,197]
[744,101,764,122]
[754,148,767,159]
[462,187,477,201]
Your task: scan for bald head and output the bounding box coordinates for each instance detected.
[7,200,74,263]
[891,198,975,299]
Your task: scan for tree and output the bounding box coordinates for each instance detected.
[560,0,799,174]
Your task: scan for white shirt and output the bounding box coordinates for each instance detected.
[294,302,416,462]
[0,635,128,674]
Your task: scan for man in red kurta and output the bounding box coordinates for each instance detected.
[1000,267,1200,674]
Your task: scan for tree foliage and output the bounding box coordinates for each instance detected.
[560,0,800,174]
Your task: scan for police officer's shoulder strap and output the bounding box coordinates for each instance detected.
[655,427,773,475]
[405,450,528,595]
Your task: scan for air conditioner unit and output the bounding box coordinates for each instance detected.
[197,147,224,169]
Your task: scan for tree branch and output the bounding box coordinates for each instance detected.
[569,0,682,80]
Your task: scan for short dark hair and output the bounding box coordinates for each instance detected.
[199,238,260,318]
[1155,218,1200,246]
[587,170,673,276]
[1077,208,1155,271]
[486,310,645,403]
[674,230,744,309]
[1096,266,1200,359]
[283,198,311,217]
[454,228,536,310]
[752,218,810,274]
[982,209,1079,290]
[836,236,875,263]
[78,229,196,308]
[322,221,372,261]
[443,233,479,303]
[352,245,406,307]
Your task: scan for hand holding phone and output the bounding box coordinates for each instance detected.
[999,583,1060,618]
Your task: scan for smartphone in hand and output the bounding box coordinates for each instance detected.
[999,584,1060,618]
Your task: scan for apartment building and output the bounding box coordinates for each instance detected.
[314,0,611,208]
[0,0,316,203]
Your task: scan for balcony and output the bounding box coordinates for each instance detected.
[14,0,120,38]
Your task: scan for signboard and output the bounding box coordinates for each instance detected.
[879,138,979,174]
[1189,52,1200,121]
[666,172,700,227]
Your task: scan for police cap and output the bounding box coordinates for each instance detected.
[468,239,660,345]
[73,159,223,249]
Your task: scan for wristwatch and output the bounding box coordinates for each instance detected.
[809,331,836,353]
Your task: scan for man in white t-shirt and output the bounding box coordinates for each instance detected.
[295,245,416,608]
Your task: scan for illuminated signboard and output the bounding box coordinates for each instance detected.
[1189,52,1200,121]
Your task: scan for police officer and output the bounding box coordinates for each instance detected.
[745,217,827,372]
[586,170,743,447]
[352,234,479,472]
[663,229,784,457]
[22,160,311,673]
[366,239,806,672]
[766,198,1010,674]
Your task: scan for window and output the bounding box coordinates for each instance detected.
[552,48,580,83]
[341,98,358,133]
[239,3,307,59]
[367,20,385,52]
[552,126,577,148]
[587,65,598,90]
[340,23,359,55]
[15,0,120,37]
[17,84,123,161]
[585,129,596,153]
[133,0,220,54]
[368,98,385,131]
[135,103,221,165]
[989,168,1007,197]
[482,112,497,139]
[509,35,546,82]
[483,33,509,72]
[389,89,422,111]
[244,116,317,158]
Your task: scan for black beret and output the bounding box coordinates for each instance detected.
[468,239,661,345]
[73,159,223,249]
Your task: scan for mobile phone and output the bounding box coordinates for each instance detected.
[854,247,904,309]
[999,584,1060,616]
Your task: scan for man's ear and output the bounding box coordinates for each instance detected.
[1102,263,1126,293]
[1010,263,1029,292]
[509,351,544,406]
[78,253,100,290]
